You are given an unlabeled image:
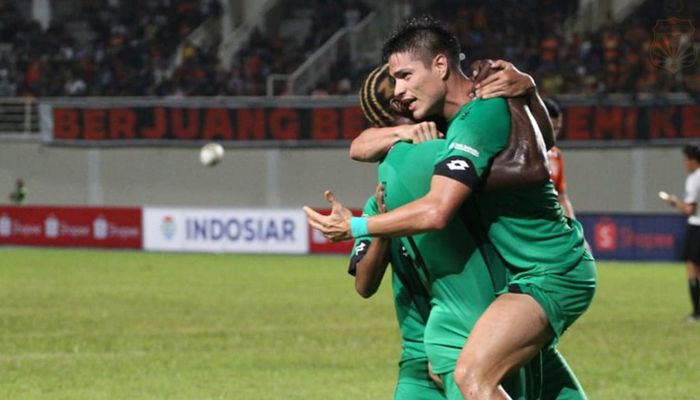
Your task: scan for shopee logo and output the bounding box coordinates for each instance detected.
[595,218,618,251]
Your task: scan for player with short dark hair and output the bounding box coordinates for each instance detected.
[349,63,587,399]
[352,63,539,399]
[306,16,596,400]
[663,144,700,322]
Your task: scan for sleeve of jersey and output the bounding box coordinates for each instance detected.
[348,196,378,276]
[685,176,700,204]
[433,98,510,189]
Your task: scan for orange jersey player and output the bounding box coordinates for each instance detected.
[544,99,575,219]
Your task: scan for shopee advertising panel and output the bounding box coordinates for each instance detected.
[143,207,308,254]
[0,206,142,249]
[577,213,686,261]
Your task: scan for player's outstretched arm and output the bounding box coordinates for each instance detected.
[304,176,470,241]
[349,122,443,162]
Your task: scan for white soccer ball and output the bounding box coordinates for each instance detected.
[200,143,224,167]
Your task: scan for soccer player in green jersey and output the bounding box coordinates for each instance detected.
[349,64,547,399]
[347,63,587,399]
[306,16,596,400]
[349,191,446,400]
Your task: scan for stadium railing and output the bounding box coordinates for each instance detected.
[266,1,404,96]
[0,98,39,140]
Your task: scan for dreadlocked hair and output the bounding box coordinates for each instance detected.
[359,64,398,127]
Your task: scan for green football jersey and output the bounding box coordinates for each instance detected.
[378,139,590,399]
[349,196,432,365]
[378,141,504,374]
[433,97,590,273]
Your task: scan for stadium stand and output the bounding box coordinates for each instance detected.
[0,0,697,97]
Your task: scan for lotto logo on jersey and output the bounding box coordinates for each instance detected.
[354,241,367,255]
[446,159,470,171]
[594,218,618,251]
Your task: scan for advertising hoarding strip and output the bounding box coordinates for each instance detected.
[39,100,700,146]
[0,205,142,249]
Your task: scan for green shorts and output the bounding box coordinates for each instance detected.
[502,257,597,340]
[437,371,462,400]
[395,358,446,400]
[541,346,588,400]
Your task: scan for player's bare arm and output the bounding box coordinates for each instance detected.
[304,175,470,241]
[352,184,392,297]
[349,122,443,162]
[559,190,576,219]
[475,60,555,150]
[353,237,391,297]
[665,195,697,216]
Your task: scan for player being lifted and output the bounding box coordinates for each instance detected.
[350,61,588,399]
[307,16,596,400]
[351,62,549,399]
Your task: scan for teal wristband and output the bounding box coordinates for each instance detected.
[350,216,369,238]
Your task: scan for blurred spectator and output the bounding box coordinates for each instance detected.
[0,68,15,96]
[0,0,697,97]
[9,179,26,206]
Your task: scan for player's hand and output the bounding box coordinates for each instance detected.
[665,194,679,206]
[474,60,536,99]
[396,121,444,143]
[303,190,354,242]
[428,362,443,389]
[375,183,387,213]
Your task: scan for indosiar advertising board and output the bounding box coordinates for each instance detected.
[143,207,309,254]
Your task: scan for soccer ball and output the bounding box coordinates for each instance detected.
[200,143,224,167]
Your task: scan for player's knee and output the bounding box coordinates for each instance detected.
[455,349,499,393]
[454,364,487,398]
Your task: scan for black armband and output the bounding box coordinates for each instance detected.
[347,239,371,276]
[433,156,480,189]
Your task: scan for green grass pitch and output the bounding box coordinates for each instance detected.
[1,248,698,399]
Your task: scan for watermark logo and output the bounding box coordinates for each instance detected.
[649,17,697,73]
[664,0,684,13]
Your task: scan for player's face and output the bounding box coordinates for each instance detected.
[388,52,445,120]
[683,155,696,172]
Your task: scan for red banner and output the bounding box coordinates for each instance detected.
[0,206,142,249]
[40,100,700,146]
[308,208,362,254]
[48,105,368,144]
[561,104,700,142]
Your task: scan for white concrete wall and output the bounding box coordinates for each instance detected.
[0,142,376,209]
[0,142,688,213]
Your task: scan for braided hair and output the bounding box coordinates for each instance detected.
[359,64,400,127]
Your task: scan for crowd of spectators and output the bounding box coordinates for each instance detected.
[0,0,218,97]
[227,0,370,96]
[431,0,699,97]
[0,0,697,98]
